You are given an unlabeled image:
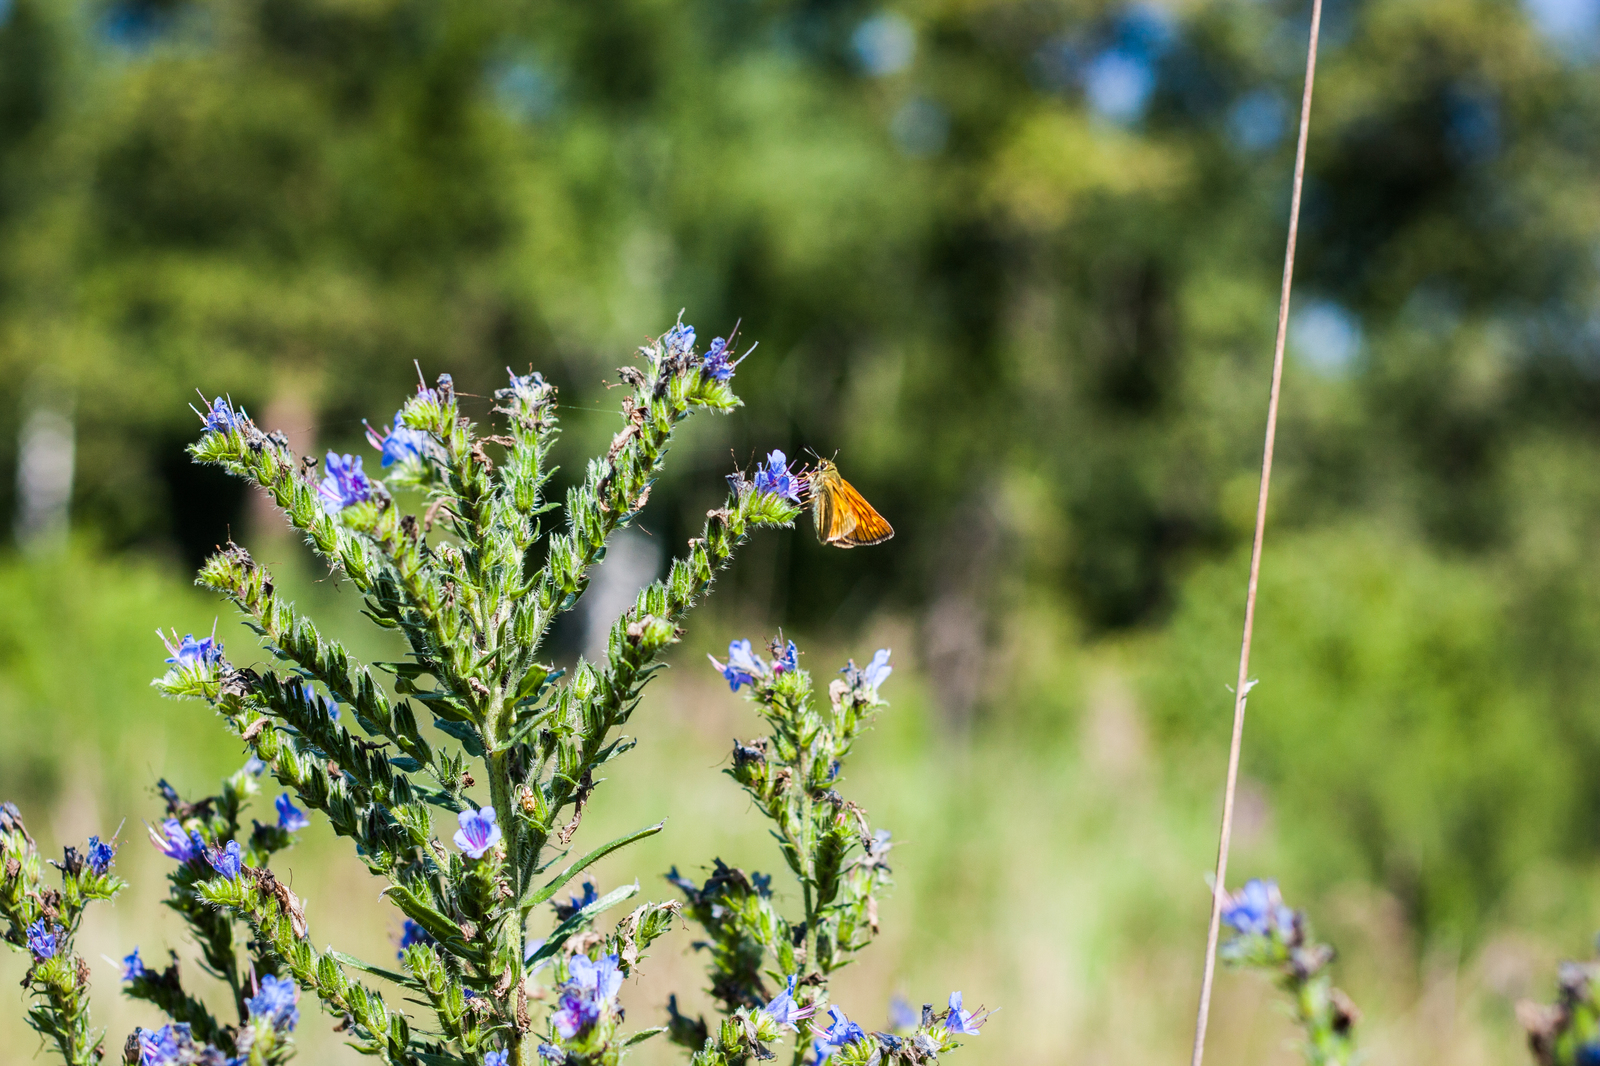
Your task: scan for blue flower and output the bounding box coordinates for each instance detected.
[567,953,623,1005]
[1221,878,1295,937]
[523,938,548,967]
[453,807,501,859]
[502,367,549,403]
[147,819,200,864]
[318,451,378,513]
[399,919,436,959]
[554,880,600,921]
[761,975,814,1031]
[484,1052,509,1066]
[121,948,145,982]
[945,991,984,1035]
[162,631,224,672]
[701,337,744,382]
[664,320,696,358]
[771,640,798,675]
[709,638,767,692]
[26,919,58,962]
[246,973,300,1031]
[1578,1041,1600,1066]
[364,411,433,469]
[752,450,802,502]
[207,840,242,879]
[553,989,601,1039]
[843,648,892,697]
[86,835,115,875]
[244,755,266,777]
[887,994,917,1031]
[537,1045,566,1063]
[139,1023,186,1065]
[197,396,241,434]
[275,794,310,833]
[812,1007,867,1062]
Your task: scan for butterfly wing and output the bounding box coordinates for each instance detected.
[811,463,894,548]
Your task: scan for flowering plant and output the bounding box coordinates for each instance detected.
[1218,879,1358,1066]
[0,318,992,1066]
[669,638,988,1065]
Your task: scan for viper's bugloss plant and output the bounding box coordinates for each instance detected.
[1,318,996,1066]
[0,804,126,1064]
[1219,879,1358,1066]
[668,637,991,1066]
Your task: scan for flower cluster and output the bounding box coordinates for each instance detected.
[552,953,624,1040]
[707,635,806,692]
[668,637,990,1066]
[1219,879,1357,1065]
[246,973,300,1032]
[0,803,127,1063]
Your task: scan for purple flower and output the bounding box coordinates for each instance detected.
[945,991,984,1036]
[246,973,300,1031]
[197,396,240,434]
[485,1052,509,1066]
[86,835,115,875]
[399,919,435,959]
[567,953,623,1006]
[887,994,917,1031]
[771,640,798,675]
[812,1007,867,1062]
[139,1023,185,1065]
[26,919,58,962]
[454,807,501,859]
[761,975,814,1031]
[708,638,767,692]
[664,321,696,358]
[207,840,242,879]
[318,451,377,513]
[121,948,145,982]
[365,412,432,469]
[701,337,745,381]
[553,990,601,1039]
[1221,878,1295,937]
[148,820,200,864]
[275,794,310,833]
[162,631,224,672]
[843,648,892,697]
[537,1045,566,1063]
[554,880,600,921]
[752,450,802,502]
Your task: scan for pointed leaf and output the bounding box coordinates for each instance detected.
[528,822,665,907]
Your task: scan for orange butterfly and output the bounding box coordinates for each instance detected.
[807,459,893,548]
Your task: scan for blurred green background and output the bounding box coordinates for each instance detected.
[6,0,1600,1059]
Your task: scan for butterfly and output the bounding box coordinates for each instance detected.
[807,459,894,548]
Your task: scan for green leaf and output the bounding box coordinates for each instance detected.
[328,950,424,992]
[528,822,665,907]
[623,1026,668,1047]
[433,719,484,756]
[528,883,640,964]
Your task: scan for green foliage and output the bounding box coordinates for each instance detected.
[1146,524,1580,937]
